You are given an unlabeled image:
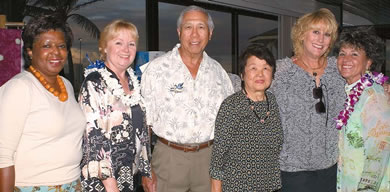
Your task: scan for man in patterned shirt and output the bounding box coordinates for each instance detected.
[141,5,234,192]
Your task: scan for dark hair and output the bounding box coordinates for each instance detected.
[22,14,73,69]
[336,26,384,72]
[239,44,276,90]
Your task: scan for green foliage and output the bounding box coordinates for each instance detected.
[347,130,364,148]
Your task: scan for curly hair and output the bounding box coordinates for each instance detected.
[239,44,276,90]
[22,14,73,69]
[291,8,338,58]
[336,26,384,72]
[98,19,139,61]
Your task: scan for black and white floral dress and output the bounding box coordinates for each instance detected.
[78,66,151,192]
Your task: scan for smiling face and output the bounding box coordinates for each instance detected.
[28,30,67,80]
[105,29,137,73]
[301,22,332,59]
[243,56,273,96]
[177,10,212,57]
[337,45,372,84]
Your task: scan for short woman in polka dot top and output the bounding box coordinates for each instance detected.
[210,44,283,192]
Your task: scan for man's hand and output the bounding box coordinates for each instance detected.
[142,170,157,192]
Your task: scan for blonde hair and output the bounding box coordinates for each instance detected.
[291,8,338,58]
[99,20,139,60]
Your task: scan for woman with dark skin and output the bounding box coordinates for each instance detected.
[0,15,86,192]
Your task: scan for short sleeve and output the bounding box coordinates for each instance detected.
[140,65,156,127]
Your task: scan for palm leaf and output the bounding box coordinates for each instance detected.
[29,0,58,8]
[73,0,104,11]
[68,0,80,11]
[24,5,55,17]
[68,14,100,39]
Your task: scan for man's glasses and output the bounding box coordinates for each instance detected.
[313,86,326,113]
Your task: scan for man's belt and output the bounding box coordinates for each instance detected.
[158,137,213,152]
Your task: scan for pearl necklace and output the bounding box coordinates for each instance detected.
[335,72,388,130]
[29,65,68,102]
[84,60,141,107]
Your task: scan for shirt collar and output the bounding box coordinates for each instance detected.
[344,79,360,94]
[173,43,210,75]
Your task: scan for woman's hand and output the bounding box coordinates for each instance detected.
[0,166,15,192]
[384,83,390,94]
[102,178,120,192]
[211,178,222,192]
[142,170,157,192]
[384,83,390,102]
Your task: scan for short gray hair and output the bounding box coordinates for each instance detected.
[176,5,214,31]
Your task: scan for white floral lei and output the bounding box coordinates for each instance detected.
[84,63,142,107]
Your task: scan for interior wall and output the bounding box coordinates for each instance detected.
[196,0,341,59]
[196,0,341,21]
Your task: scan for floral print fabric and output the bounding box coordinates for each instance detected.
[337,83,390,192]
[78,67,151,191]
[14,179,81,192]
[141,44,234,144]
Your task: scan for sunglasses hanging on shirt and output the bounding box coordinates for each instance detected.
[313,72,326,113]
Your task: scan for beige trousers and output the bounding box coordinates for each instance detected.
[152,140,212,192]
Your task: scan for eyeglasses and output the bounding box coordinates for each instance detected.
[313,86,326,113]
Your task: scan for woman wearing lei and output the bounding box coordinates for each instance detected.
[336,26,390,192]
[78,20,152,192]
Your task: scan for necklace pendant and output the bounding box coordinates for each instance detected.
[59,92,68,102]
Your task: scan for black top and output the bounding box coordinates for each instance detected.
[210,91,283,191]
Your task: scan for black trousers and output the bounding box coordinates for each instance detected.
[281,164,337,192]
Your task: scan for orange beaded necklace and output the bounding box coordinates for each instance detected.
[29,65,68,102]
